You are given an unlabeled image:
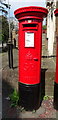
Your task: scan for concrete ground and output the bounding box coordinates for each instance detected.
[1,33,58,119]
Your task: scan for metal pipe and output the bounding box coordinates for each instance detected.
[7,0,13,69]
[8,0,11,41]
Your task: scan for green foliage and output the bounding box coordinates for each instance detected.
[43,25,47,30]
[43,95,50,100]
[43,95,53,100]
[0,16,9,43]
[0,35,2,42]
[9,89,19,107]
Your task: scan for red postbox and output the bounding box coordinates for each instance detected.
[14,6,48,110]
[54,9,58,110]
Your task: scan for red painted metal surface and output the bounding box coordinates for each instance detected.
[14,6,48,20]
[54,9,58,84]
[14,6,48,85]
[54,9,58,16]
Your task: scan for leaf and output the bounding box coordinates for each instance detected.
[9,89,19,107]
[43,95,50,100]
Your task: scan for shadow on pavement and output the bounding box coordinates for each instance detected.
[1,118,56,120]
[2,68,53,119]
[2,78,20,119]
[40,68,47,103]
[13,66,18,69]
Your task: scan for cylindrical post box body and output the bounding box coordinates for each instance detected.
[14,6,48,110]
[54,9,58,110]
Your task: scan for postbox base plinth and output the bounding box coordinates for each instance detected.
[18,82,41,111]
[53,82,58,110]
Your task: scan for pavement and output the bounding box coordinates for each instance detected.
[1,33,58,119]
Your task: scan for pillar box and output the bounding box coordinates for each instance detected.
[14,6,48,110]
[54,9,58,110]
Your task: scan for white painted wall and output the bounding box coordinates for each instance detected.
[47,0,56,55]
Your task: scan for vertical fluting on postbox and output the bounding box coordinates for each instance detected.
[14,6,48,110]
[54,9,58,110]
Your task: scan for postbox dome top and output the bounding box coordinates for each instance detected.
[54,9,58,16]
[14,6,48,20]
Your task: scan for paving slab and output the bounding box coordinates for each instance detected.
[1,34,57,119]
